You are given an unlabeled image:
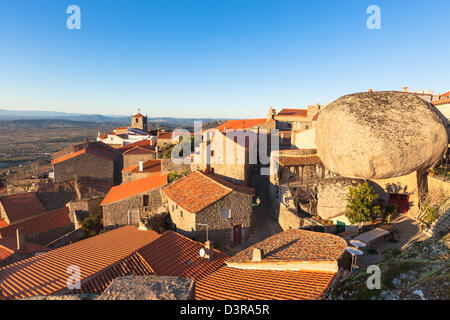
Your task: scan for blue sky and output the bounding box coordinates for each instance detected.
[0,0,449,118]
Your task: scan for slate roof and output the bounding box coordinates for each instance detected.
[195,267,336,300]
[101,174,168,205]
[0,192,46,224]
[164,171,254,213]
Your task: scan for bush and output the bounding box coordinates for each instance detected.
[345,182,381,224]
[81,213,104,237]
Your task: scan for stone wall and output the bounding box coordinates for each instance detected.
[123,153,156,169]
[195,191,252,246]
[168,191,252,247]
[26,224,75,246]
[428,176,450,196]
[66,197,104,227]
[161,158,191,174]
[54,153,114,185]
[102,187,164,227]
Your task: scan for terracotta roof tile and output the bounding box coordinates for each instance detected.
[0,226,160,299]
[0,237,50,261]
[0,207,71,238]
[134,231,229,280]
[133,113,145,118]
[277,108,308,118]
[121,159,161,174]
[51,144,118,165]
[0,193,46,224]
[215,119,267,132]
[433,98,450,106]
[195,267,336,300]
[227,229,347,264]
[117,139,154,152]
[101,174,168,205]
[122,146,155,155]
[158,132,173,140]
[164,171,254,213]
[441,91,450,97]
[278,154,323,167]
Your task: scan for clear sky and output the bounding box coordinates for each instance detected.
[0,0,449,118]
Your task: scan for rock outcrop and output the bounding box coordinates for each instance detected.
[316,91,448,179]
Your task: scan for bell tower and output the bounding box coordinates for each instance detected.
[131,108,148,132]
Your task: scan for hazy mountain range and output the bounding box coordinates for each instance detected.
[0,109,227,127]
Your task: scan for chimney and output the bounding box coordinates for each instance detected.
[155,146,159,159]
[205,240,214,260]
[16,227,26,251]
[403,86,408,92]
[139,160,144,172]
[252,248,263,262]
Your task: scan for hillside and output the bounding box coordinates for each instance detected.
[328,235,450,300]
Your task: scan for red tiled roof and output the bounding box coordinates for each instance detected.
[441,91,450,97]
[158,132,173,140]
[134,231,229,280]
[277,108,308,118]
[215,119,267,132]
[0,193,45,224]
[227,229,347,264]
[117,139,154,152]
[122,146,155,155]
[278,154,323,167]
[0,237,50,261]
[51,144,117,165]
[195,267,336,300]
[313,111,320,121]
[433,98,450,106]
[0,226,160,299]
[164,171,254,213]
[133,113,145,118]
[101,174,168,205]
[121,159,161,174]
[0,219,8,228]
[0,207,71,238]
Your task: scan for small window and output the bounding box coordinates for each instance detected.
[143,195,149,207]
[135,118,139,123]
[171,205,174,211]
[180,210,183,217]
[222,209,231,219]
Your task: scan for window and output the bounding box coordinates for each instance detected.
[143,195,149,207]
[222,209,231,219]
[180,210,183,217]
[135,118,139,123]
[171,205,174,211]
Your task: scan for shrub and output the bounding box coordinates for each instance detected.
[384,203,397,224]
[345,182,381,224]
[81,213,104,237]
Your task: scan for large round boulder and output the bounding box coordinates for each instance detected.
[316,91,448,179]
[317,177,387,220]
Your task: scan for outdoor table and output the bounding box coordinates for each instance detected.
[355,227,390,245]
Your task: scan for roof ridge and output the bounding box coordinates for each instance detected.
[196,171,233,193]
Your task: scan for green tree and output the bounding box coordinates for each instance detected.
[81,213,104,237]
[345,182,381,224]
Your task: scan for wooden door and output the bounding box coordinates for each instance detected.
[233,225,241,244]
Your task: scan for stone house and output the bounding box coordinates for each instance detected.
[121,159,161,183]
[51,141,122,185]
[122,146,157,168]
[101,174,168,228]
[274,105,321,131]
[268,149,334,230]
[157,131,176,148]
[164,170,254,247]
